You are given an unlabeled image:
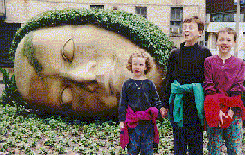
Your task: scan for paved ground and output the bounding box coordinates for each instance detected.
[0,84,4,96]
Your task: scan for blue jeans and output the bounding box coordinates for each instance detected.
[127,120,154,155]
[207,116,243,155]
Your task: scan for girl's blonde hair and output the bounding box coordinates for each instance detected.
[126,51,153,75]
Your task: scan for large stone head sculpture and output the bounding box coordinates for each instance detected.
[10,9,172,117]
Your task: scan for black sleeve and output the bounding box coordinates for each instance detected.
[149,81,162,110]
[201,46,212,83]
[118,82,128,122]
[160,49,177,109]
[204,47,212,58]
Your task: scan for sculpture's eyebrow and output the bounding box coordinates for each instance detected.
[22,33,43,74]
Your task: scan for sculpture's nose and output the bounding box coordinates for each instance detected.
[59,61,97,105]
[59,59,116,109]
[60,59,114,95]
[60,38,114,84]
[56,37,116,106]
[60,61,97,82]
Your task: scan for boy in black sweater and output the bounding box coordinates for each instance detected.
[160,16,212,154]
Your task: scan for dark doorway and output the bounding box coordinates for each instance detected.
[0,22,21,67]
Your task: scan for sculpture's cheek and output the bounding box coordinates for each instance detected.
[61,87,73,104]
[29,76,63,110]
[70,85,118,116]
[29,75,48,105]
[27,73,118,116]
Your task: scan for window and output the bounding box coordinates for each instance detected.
[135,7,147,19]
[0,0,5,20]
[90,5,104,10]
[204,31,208,47]
[0,0,5,15]
[211,13,234,22]
[224,14,234,22]
[170,7,183,37]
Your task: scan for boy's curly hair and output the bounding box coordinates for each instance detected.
[126,51,153,75]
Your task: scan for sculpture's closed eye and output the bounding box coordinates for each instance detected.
[61,38,74,63]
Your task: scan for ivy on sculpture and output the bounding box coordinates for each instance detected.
[6,8,173,115]
[10,8,173,73]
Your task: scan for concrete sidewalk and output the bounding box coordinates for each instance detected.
[0,84,4,95]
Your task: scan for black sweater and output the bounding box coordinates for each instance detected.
[162,43,212,125]
[118,78,162,122]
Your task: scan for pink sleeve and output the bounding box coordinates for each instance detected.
[203,58,217,95]
[230,60,245,93]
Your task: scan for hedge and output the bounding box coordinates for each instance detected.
[9,8,173,73]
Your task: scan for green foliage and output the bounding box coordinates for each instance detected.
[9,8,173,73]
[0,103,163,154]
[0,68,26,112]
[0,104,243,154]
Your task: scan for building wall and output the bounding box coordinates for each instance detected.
[206,0,245,58]
[4,0,205,47]
[148,5,170,35]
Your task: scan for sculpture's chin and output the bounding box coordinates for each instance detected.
[72,95,118,115]
[24,97,118,118]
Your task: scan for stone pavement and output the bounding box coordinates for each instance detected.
[0,84,4,96]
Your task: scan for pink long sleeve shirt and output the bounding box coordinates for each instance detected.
[204,55,245,96]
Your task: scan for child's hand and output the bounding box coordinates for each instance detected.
[227,108,234,119]
[219,109,234,127]
[219,110,226,126]
[160,107,168,118]
[120,122,124,129]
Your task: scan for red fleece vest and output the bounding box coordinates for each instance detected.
[204,94,245,128]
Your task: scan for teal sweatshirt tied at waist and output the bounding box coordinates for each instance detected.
[169,80,204,127]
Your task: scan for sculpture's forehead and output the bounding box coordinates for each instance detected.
[31,25,142,59]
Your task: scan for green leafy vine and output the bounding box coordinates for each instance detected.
[9,8,173,73]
